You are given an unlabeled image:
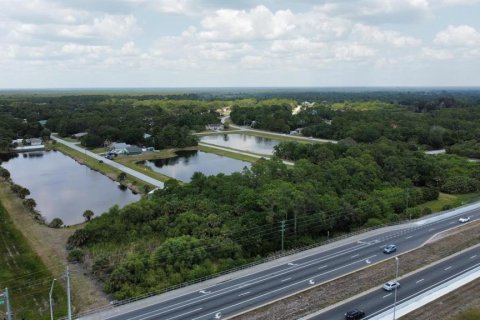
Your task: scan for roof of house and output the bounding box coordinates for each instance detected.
[111,142,129,150]
[125,146,142,153]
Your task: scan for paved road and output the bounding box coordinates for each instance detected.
[51,136,164,188]
[83,204,480,320]
[199,142,294,166]
[311,245,480,320]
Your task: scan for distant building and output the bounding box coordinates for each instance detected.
[29,138,43,146]
[71,132,88,139]
[38,120,48,126]
[206,124,224,131]
[143,133,152,140]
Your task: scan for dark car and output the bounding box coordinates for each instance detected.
[345,309,365,319]
[383,244,397,254]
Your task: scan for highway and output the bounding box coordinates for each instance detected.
[311,245,480,320]
[84,204,480,320]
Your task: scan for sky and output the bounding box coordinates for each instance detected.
[1,0,480,88]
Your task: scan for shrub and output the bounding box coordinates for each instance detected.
[49,218,64,228]
[68,249,85,263]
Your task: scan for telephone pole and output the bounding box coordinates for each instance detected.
[66,266,72,320]
[280,220,286,252]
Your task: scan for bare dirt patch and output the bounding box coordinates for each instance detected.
[232,221,480,320]
[0,183,109,313]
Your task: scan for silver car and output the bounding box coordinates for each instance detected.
[383,280,400,291]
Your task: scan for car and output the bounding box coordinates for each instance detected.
[345,309,365,320]
[383,280,400,291]
[459,217,471,223]
[383,244,397,254]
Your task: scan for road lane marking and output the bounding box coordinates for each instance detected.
[281,278,291,282]
[199,290,211,294]
[190,254,378,320]
[405,236,413,239]
[471,255,477,259]
[444,266,452,271]
[428,228,435,231]
[449,221,456,225]
[351,254,359,258]
[318,265,328,270]
[162,308,203,320]
[383,293,392,298]
[416,278,425,284]
[238,291,250,297]
[309,279,315,285]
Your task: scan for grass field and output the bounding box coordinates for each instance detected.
[416,192,480,213]
[0,199,67,319]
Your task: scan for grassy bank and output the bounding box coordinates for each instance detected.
[0,198,67,319]
[114,150,178,183]
[415,192,480,213]
[52,142,154,194]
[198,144,262,163]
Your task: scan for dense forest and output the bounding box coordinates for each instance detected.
[1,89,480,301]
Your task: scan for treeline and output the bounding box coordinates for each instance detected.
[230,99,480,153]
[67,138,479,299]
[0,97,225,150]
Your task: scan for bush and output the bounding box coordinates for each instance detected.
[442,204,453,210]
[422,187,439,202]
[68,249,85,263]
[421,207,432,216]
[49,218,64,228]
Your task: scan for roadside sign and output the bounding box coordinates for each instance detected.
[0,299,5,305]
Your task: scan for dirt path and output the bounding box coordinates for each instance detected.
[0,183,109,313]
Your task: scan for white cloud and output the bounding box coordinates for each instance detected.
[421,47,454,60]
[199,5,296,41]
[434,25,480,47]
[351,24,422,47]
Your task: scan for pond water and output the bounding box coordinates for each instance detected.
[139,150,251,182]
[0,150,140,225]
[200,133,281,155]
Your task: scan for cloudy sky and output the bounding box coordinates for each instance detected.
[1,0,479,88]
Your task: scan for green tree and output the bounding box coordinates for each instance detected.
[49,218,64,228]
[83,210,95,222]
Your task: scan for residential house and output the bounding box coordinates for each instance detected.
[205,123,224,131]
[71,132,88,139]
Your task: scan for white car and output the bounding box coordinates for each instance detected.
[458,217,471,223]
[383,281,400,291]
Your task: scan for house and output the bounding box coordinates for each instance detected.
[109,142,142,155]
[289,128,304,135]
[29,138,43,146]
[38,120,47,126]
[143,133,152,140]
[71,132,88,139]
[205,123,224,131]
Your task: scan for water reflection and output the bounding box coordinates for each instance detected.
[200,133,281,155]
[139,150,251,182]
[1,150,140,225]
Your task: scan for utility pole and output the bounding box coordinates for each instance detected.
[405,188,410,220]
[1,287,12,320]
[66,266,72,320]
[280,220,286,252]
[393,257,399,320]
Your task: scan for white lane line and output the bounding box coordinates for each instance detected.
[113,243,373,320]
[416,278,425,284]
[190,254,378,320]
[281,278,291,282]
[428,228,435,231]
[449,221,456,225]
[405,236,413,239]
[351,254,359,258]
[444,266,452,271]
[238,291,250,297]
[159,307,203,320]
[383,293,392,298]
[318,265,328,270]
[471,255,477,259]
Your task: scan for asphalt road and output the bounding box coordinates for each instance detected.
[86,206,480,320]
[51,136,165,188]
[312,245,480,320]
